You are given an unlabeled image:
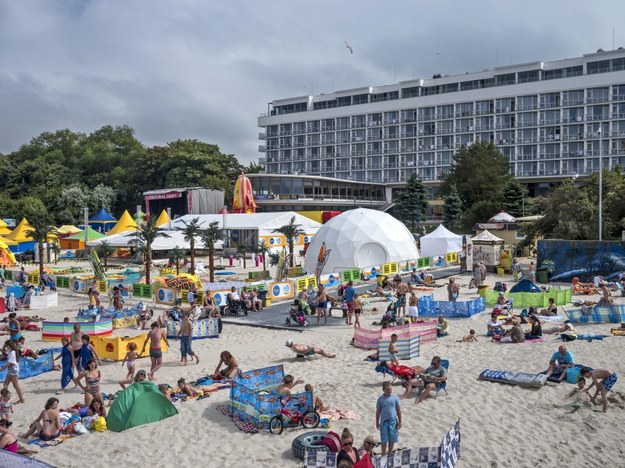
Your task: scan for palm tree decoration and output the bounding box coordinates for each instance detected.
[237,242,253,269]
[129,218,170,285]
[49,242,61,265]
[25,219,60,279]
[200,221,224,283]
[96,240,116,270]
[256,240,270,272]
[272,216,304,268]
[176,217,202,275]
[168,246,186,275]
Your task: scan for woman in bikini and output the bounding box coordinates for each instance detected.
[0,419,18,453]
[19,398,62,441]
[76,359,103,406]
[213,351,239,380]
[86,398,107,418]
[7,314,21,343]
[0,340,24,404]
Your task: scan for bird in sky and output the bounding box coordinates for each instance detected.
[344,41,353,54]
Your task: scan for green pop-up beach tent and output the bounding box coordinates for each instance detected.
[107,381,178,432]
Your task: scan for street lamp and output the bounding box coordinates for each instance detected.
[598,127,603,241]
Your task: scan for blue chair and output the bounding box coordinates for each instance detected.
[434,359,449,398]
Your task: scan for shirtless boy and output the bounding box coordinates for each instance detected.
[141,322,169,380]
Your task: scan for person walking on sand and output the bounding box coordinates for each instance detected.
[141,322,169,381]
[376,381,401,455]
[581,367,618,412]
[313,285,329,326]
[395,277,410,318]
[0,341,24,404]
[177,312,199,366]
[447,277,460,302]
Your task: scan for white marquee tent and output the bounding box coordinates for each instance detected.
[304,208,419,275]
[419,224,463,258]
[86,230,220,251]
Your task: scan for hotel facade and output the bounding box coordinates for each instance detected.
[257,48,625,209]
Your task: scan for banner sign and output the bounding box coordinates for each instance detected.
[155,287,178,306]
[269,281,294,300]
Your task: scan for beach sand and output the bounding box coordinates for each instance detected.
[8,267,625,468]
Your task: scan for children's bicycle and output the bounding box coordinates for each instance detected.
[268,396,320,435]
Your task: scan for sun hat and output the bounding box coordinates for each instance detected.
[364,434,378,445]
[285,339,293,347]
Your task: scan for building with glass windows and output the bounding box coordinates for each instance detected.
[258,48,625,200]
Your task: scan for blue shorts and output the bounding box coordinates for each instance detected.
[180,336,195,358]
[602,373,618,392]
[380,418,398,444]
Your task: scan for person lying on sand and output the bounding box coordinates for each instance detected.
[457,330,478,342]
[285,340,335,358]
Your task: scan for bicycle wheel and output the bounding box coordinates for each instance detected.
[269,415,284,435]
[301,411,320,429]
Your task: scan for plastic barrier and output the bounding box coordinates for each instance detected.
[56,276,70,289]
[295,276,317,292]
[565,304,625,324]
[42,319,113,341]
[30,292,59,310]
[484,288,571,307]
[71,277,89,294]
[378,333,420,361]
[382,262,398,275]
[269,281,294,300]
[229,365,313,430]
[155,286,178,307]
[211,290,232,307]
[340,268,361,283]
[418,294,486,318]
[132,283,153,299]
[166,317,219,339]
[91,334,168,361]
[319,273,340,288]
[362,265,381,280]
[353,321,437,350]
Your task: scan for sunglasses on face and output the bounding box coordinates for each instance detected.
[343,442,353,446]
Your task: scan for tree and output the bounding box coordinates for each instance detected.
[200,221,224,283]
[272,216,304,267]
[393,173,428,231]
[129,218,170,285]
[503,179,529,218]
[168,246,186,275]
[176,217,202,275]
[256,240,270,272]
[96,241,116,270]
[443,183,464,231]
[440,141,511,207]
[237,242,253,270]
[25,219,59,279]
[49,242,60,265]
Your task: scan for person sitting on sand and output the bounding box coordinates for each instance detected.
[159,384,172,402]
[539,297,558,316]
[213,351,239,379]
[524,315,543,340]
[457,330,478,342]
[0,419,18,453]
[581,367,618,412]
[19,398,61,441]
[285,340,335,358]
[304,383,328,412]
[545,345,575,381]
[275,374,304,395]
[564,376,588,400]
[598,282,614,307]
[487,312,506,337]
[436,316,449,337]
[560,320,578,342]
[494,319,525,343]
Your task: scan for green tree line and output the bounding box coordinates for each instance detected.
[0,125,260,224]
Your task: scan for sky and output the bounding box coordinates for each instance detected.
[0,0,623,163]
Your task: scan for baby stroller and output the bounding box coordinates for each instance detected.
[285,307,310,327]
[380,299,399,326]
[292,298,313,315]
[222,296,247,316]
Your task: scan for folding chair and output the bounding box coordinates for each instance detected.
[434,359,449,398]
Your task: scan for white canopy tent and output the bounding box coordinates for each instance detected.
[304,208,419,275]
[86,230,221,251]
[419,224,463,258]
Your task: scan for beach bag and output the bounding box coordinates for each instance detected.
[94,416,107,432]
[566,367,581,384]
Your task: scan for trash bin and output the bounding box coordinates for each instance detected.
[496,266,505,276]
[536,267,549,284]
[257,290,269,308]
[478,285,489,297]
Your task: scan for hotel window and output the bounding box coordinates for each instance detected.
[336,96,351,107]
[352,94,368,105]
[402,87,419,98]
[542,69,563,81]
[587,60,610,74]
[495,73,516,86]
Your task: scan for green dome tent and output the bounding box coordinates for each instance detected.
[107,381,178,432]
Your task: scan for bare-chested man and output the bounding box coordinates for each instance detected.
[70,324,83,361]
[141,322,169,380]
[177,312,199,366]
[395,277,411,318]
[285,340,335,358]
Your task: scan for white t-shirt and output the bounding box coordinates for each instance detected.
[7,350,18,372]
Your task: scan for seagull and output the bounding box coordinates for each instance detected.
[344,41,353,54]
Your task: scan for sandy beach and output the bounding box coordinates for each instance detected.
[6,264,625,468]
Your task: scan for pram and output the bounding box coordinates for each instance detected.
[381,299,399,326]
[292,298,313,316]
[285,307,310,327]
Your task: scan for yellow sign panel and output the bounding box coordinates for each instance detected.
[445,252,458,263]
[296,276,317,292]
[382,263,398,275]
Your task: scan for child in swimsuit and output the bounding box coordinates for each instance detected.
[388,334,399,365]
[0,389,12,421]
[121,343,138,382]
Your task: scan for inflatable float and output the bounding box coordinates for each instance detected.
[479,368,547,388]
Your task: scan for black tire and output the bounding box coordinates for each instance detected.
[217,318,223,334]
[222,306,231,316]
[269,415,284,435]
[301,411,320,429]
[291,431,328,460]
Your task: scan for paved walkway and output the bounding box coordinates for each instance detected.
[221,265,462,331]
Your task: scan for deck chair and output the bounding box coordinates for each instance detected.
[287,345,316,359]
[434,359,449,399]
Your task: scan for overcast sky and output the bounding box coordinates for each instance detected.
[0,0,623,163]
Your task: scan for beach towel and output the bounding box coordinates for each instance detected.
[576,334,608,341]
[479,369,547,388]
[495,337,544,344]
[28,438,64,448]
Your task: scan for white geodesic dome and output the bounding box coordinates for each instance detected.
[304,208,419,275]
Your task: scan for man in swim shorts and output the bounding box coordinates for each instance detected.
[285,340,335,358]
[582,367,617,412]
[141,322,169,380]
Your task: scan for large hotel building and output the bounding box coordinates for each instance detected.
[256,49,625,218]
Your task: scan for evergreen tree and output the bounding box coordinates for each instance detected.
[503,179,528,217]
[443,184,463,230]
[394,174,428,231]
